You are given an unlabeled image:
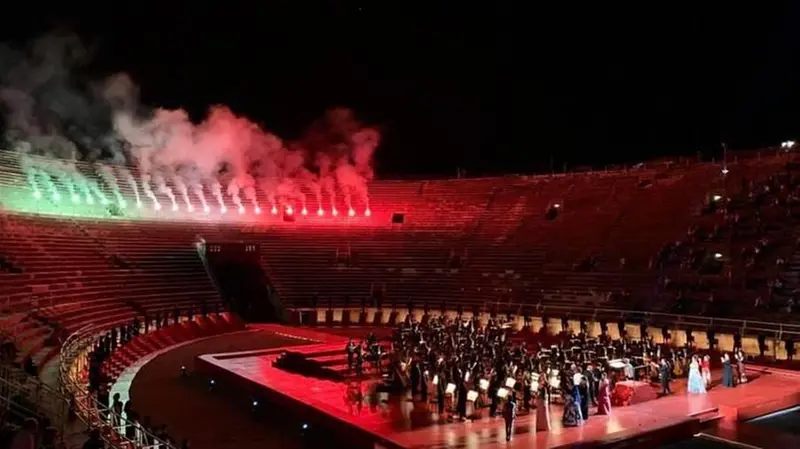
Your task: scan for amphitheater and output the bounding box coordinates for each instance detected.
[1,146,800,449]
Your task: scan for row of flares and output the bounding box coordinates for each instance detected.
[24,165,372,218]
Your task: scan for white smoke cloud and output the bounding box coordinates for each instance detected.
[0,32,382,212]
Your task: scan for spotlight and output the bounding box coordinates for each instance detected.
[302,423,309,430]
[301,207,308,216]
[136,201,143,209]
[72,194,80,203]
[154,203,162,211]
[238,206,245,214]
[172,204,179,212]
[208,379,216,391]
[271,206,278,215]
[332,208,339,216]
[101,198,110,205]
[220,206,227,214]
[120,200,127,208]
[286,206,294,215]
[255,206,261,214]
[365,209,371,217]
[317,209,324,216]
[53,193,61,201]
[180,365,187,377]
[187,204,194,212]
[87,197,94,204]
[33,191,42,199]
[348,209,355,217]
[203,205,210,214]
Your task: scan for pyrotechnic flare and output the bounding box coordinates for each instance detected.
[210,182,226,213]
[172,174,193,211]
[22,159,41,198]
[98,165,125,207]
[118,167,142,207]
[68,167,93,204]
[140,173,161,209]
[89,181,110,205]
[227,180,243,212]
[48,161,79,202]
[153,174,178,211]
[192,183,209,213]
[38,170,60,201]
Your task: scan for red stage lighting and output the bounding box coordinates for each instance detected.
[332,208,339,216]
[271,206,278,215]
[301,207,308,216]
[365,209,372,217]
[317,209,324,216]
[286,206,294,215]
[348,209,355,217]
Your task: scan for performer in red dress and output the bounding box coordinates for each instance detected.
[701,355,711,389]
[596,372,612,415]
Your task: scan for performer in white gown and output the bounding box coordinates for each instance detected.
[687,355,707,394]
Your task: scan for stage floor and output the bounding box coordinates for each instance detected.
[196,325,800,449]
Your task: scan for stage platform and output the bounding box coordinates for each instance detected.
[195,325,800,449]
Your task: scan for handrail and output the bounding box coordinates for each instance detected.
[480,302,800,336]
[59,323,175,449]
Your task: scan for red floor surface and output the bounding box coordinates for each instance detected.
[195,325,800,449]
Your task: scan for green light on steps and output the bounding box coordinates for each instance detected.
[72,194,80,203]
[33,190,41,199]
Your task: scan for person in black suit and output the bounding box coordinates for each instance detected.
[659,358,672,395]
[503,396,517,442]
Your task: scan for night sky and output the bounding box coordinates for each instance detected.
[2,3,799,177]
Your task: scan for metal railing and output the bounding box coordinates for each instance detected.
[0,363,69,424]
[59,324,175,449]
[481,302,800,339]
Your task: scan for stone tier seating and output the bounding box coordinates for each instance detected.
[101,312,245,381]
[0,149,798,347]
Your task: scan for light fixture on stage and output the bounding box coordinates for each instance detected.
[208,379,216,391]
[332,208,339,216]
[271,206,278,215]
[302,423,309,430]
[348,208,355,217]
[254,206,261,214]
[180,365,187,377]
[317,208,324,216]
[301,207,308,216]
[251,400,259,413]
[365,209,371,217]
